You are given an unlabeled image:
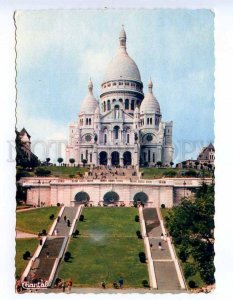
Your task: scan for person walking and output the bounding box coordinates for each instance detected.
[61,280,66,292]
[161,233,164,241]
[118,276,124,288]
[64,215,67,222]
[101,281,106,289]
[67,278,73,293]
[158,241,162,250]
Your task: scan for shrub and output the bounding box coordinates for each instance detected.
[64,251,71,262]
[136,230,142,238]
[184,264,197,278]
[49,214,54,220]
[23,251,30,260]
[161,204,166,209]
[57,203,60,207]
[142,280,149,288]
[135,215,139,222]
[72,229,79,237]
[79,215,84,221]
[139,252,146,263]
[42,229,47,236]
[178,250,188,262]
[35,167,51,177]
[164,170,177,177]
[188,280,196,288]
[134,203,137,208]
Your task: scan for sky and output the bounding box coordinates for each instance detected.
[16,9,214,163]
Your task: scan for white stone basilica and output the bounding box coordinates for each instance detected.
[66,27,173,167]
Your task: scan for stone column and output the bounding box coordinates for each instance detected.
[120,156,123,167]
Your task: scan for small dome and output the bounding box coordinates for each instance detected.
[80,80,98,114]
[140,80,161,114]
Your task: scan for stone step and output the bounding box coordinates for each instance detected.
[39,237,65,258]
[53,206,79,236]
[154,261,181,290]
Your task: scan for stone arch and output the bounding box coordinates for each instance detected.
[133,192,148,204]
[99,151,108,165]
[103,191,119,204]
[123,151,132,166]
[113,125,120,139]
[74,191,90,204]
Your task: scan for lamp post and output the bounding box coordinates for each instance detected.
[183,181,186,198]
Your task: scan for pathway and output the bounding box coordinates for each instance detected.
[16,230,37,238]
[143,208,182,291]
[23,206,80,284]
[52,207,78,236]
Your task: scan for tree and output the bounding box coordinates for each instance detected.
[57,157,63,166]
[82,159,87,167]
[170,161,174,168]
[46,157,50,165]
[165,183,215,285]
[69,158,75,166]
[195,161,199,169]
[182,161,187,169]
[156,161,162,168]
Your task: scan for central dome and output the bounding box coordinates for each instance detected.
[103,27,141,83]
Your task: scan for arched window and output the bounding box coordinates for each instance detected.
[89,118,91,125]
[147,118,149,125]
[112,99,116,103]
[104,134,107,144]
[86,118,88,125]
[125,99,129,110]
[119,98,123,103]
[150,118,152,125]
[90,153,92,163]
[131,99,135,110]
[107,100,111,111]
[103,101,106,112]
[127,134,130,143]
[113,126,119,139]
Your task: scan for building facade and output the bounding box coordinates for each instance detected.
[66,27,173,167]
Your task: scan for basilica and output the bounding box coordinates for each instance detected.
[65,27,173,167]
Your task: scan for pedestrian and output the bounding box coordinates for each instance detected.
[64,215,67,221]
[61,281,65,292]
[118,276,124,288]
[150,242,153,248]
[161,233,164,240]
[67,278,72,293]
[46,251,50,258]
[101,281,106,289]
[57,216,60,223]
[67,219,70,227]
[39,238,42,246]
[158,241,162,250]
[164,233,167,242]
[113,281,118,289]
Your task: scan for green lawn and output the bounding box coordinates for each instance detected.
[58,207,149,288]
[140,167,211,179]
[16,207,60,234]
[36,166,88,178]
[15,238,38,279]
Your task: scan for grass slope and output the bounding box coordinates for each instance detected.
[15,238,38,278]
[16,207,60,234]
[58,207,149,288]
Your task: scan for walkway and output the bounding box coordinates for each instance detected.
[52,207,78,236]
[16,230,37,238]
[143,208,182,291]
[23,206,80,284]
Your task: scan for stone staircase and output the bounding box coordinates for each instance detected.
[25,206,80,285]
[143,208,182,291]
[27,237,65,282]
[52,207,78,236]
[87,166,139,181]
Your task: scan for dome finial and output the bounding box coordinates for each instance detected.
[119,25,127,50]
[148,78,153,93]
[88,78,93,94]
